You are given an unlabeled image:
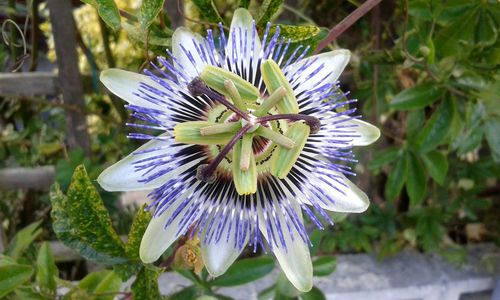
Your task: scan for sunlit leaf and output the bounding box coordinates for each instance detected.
[5,220,42,260]
[140,0,165,29]
[82,0,121,31]
[36,242,58,295]
[50,165,127,265]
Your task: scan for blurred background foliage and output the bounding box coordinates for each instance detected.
[0,0,499,299]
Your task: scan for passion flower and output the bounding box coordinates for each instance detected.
[97,8,379,292]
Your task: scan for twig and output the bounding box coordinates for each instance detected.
[29,0,40,71]
[314,0,383,54]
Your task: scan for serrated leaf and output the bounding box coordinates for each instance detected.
[312,256,336,277]
[131,266,162,300]
[368,147,401,172]
[416,97,454,153]
[5,220,42,260]
[50,165,126,265]
[0,261,33,298]
[300,286,326,300]
[384,152,408,201]
[126,205,152,260]
[140,0,165,29]
[208,257,275,287]
[257,0,284,28]
[82,0,121,31]
[406,153,427,206]
[390,83,443,110]
[421,151,448,185]
[36,242,58,295]
[191,0,223,23]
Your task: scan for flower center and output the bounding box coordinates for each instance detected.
[174,60,320,195]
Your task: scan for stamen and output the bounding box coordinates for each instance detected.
[196,123,254,183]
[255,126,295,149]
[200,122,241,136]
[188,77,250,121]
[253,86,287,117]
[240,134,253,171]
[224,79,247,111]
[258,114,321,134]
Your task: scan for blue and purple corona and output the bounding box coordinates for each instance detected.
[98,8,379,291]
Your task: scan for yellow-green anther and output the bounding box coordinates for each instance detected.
[253,86,287,117]
[232,138,257,195]
[271,122,310,179]
[224,79,247,111]
[201,65,259,102]
[261,59,299,114]
[200,122,241,136]
[240,134,253,171]
[174,121,235,145]
[256,126,295,149]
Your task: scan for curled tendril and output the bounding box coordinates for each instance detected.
[2,18,29,72]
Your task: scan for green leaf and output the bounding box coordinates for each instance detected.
[82,0,121,31]
[50,165,127,265]
[208,257,275,287]
[76,270,122,300]
[0,261,33,298]
[421,151,448,185]
[390,83,443,110]
[312,256,336,277]
[125,205,152,260]
[6,220,42,260]
[167,286,198,300]
[406,153,427,206]
[191,0,223,23]
[140,0,165,29]
[131,266,162,300]
[14,286,47,300]
[484,117,500,163]
[368,147,401,172]
[36,242,58,295]
[384,152,408,201]
[406,110,426,138]
[257,0,284,28]
[416,97,454,153]
[300,286,326,300]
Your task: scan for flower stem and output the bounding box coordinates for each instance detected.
[197,123,254,183]
[257,114,321,133]
[314,0,382,54]
[189,77,250,121]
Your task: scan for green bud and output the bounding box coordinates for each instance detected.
[232,136,257,195]
[201,65,260,102]
[174,121,235,145]
[271,122,310,179]
[261,59,299,114]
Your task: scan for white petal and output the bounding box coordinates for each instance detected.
[227,8,261,81]
[140,185,202,263]
[285,50,351,96]
[97,136,171,192]
[321,114,380,147]
[201,218,248,276]
[172,27,207,79]
[97,136,204,192]
[258,200,313,292]
[302,171,370,213]
[100,69,166,110]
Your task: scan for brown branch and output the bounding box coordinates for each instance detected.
[314,0,383,54]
